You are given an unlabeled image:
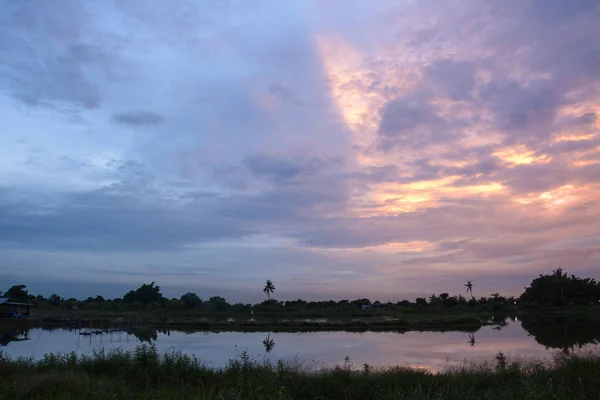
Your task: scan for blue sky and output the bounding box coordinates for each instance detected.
[1,0,600,302]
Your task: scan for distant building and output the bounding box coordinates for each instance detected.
[0,297,32,318]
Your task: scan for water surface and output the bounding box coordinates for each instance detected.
[1,316,598,371]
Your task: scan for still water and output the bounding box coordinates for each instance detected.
[1,317,599,371]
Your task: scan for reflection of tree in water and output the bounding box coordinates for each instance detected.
[128,329,170,343]
[491,316,509,331]
[262,333,275,353]
[0,329,30,346]
[520,316,600,353]
[468,333,476,347]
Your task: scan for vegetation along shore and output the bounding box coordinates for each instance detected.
[1,269,599,335]
[1,345,599,400]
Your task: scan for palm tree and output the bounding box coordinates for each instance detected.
[465,280,474,299]
[263,280,275,300]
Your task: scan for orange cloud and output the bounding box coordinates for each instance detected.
[493,145,551,166]
[514,184,582,209]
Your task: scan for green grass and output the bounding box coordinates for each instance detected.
[1,345,599,399]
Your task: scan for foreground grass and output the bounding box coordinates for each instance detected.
[1,346,599,399]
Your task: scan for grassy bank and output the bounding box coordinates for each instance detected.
[519,305,600,320]
[1,346,599,399]
[32,306,509,321]
[2,316,484,335]
[156,315,485,332]
[15,310,495,333]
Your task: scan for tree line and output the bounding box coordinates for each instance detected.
[2,269,599,312]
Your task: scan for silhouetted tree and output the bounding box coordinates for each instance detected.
[520,269,600,306]
[263,280,275,300]
[4,285,29,302]
[123,282,164,306]
[351,299,371,307]
[415,297,428,306]
[47,293,63,306]
[429,294,443,306]
[180,292,202,309]
[207,296,229,311]
[443,295,459,308]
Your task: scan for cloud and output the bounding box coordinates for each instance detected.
[112,110,165,126]
[525,0,599,23]
[573,112,597,126]
[377,95,467,151]
[423,59,477,101]
[379,97,443,138]
[1,0,600,300]
[244,153,343,183]
[0,2,113,110]
[267,83,302,105]
[0,185,254,252]
[478,78,564,143]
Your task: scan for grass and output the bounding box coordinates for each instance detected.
[520,305,600,320]
[1,345,599,399]
[18,310,491,333]
[34,306,506,320]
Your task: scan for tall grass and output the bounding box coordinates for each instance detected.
[1,345,599,399]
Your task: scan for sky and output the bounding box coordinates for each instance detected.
[1,0,600,302]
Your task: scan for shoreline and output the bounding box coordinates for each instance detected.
[2,306,597,334]
[2,315,489,333]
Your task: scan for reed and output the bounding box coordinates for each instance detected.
[1,345,599,399]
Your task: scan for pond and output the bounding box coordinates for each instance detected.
[1,316,599,371]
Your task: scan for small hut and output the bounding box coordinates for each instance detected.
[0,297,32,318]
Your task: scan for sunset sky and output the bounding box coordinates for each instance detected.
[1,0,599,302]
